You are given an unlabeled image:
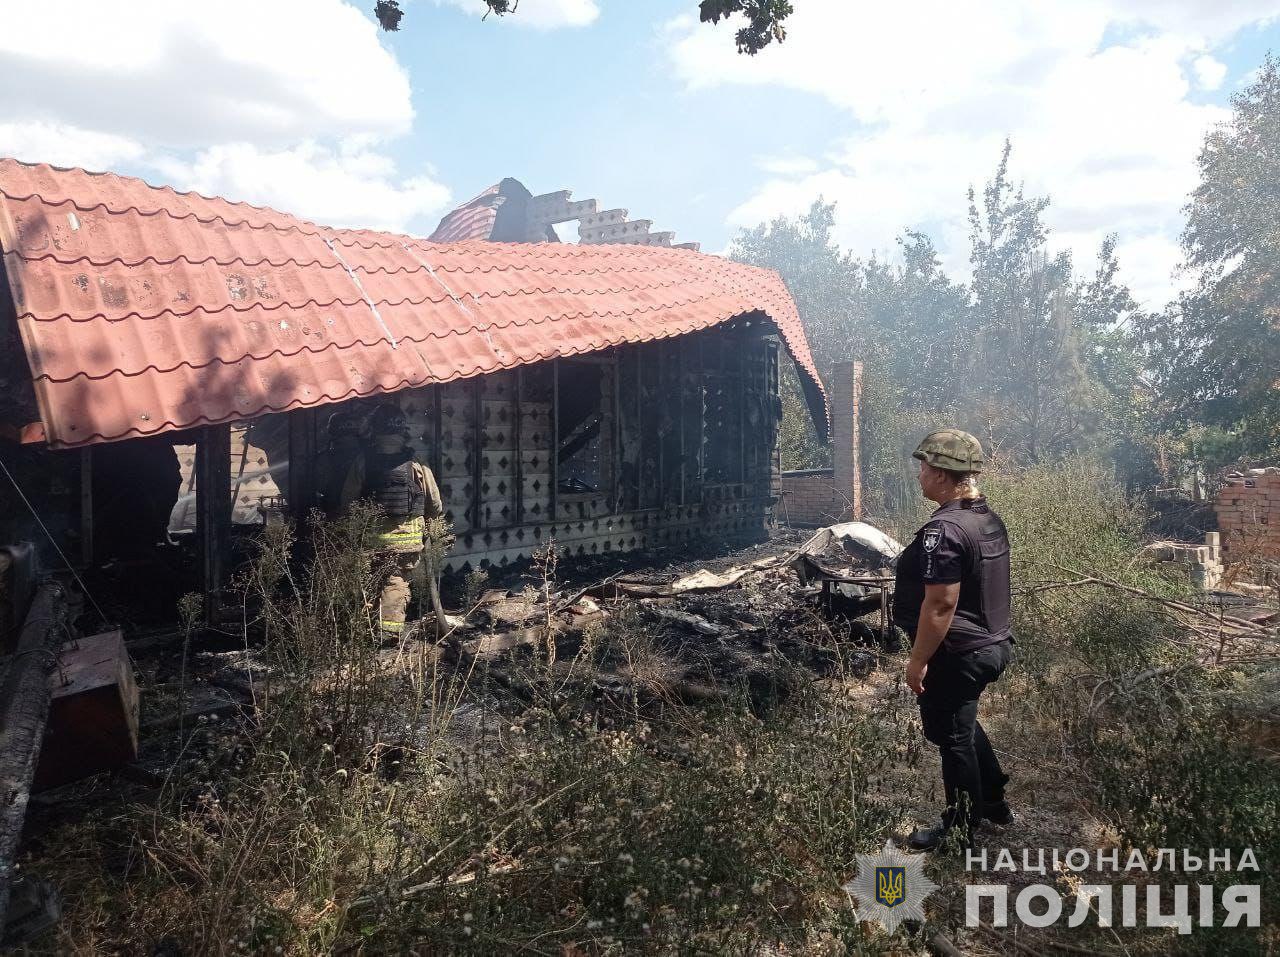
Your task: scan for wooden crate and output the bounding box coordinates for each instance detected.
[33,630,139,791]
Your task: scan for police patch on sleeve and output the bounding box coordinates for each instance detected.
[922,527,942,552]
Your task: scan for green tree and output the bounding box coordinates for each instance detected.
[728,202,970,511]
[1076,235,1165,489]
[964,142,1098,464]
[729,201,861,470]
[1141,56,1280,465]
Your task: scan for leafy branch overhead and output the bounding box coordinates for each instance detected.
[698,0,794,55]
[374,0,795,53]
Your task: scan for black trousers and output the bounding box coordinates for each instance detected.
[918,638,1013,832]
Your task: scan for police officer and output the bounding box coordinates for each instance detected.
[362,403,445,638]
[315,410,366,520]
[893,429,1014,851]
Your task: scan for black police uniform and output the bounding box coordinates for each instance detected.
[894,495,1014,835]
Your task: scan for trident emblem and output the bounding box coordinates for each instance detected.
[875,866,906,907]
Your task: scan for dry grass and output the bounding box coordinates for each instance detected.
[19,464,1280,954]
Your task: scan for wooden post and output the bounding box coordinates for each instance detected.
[514,368,524,524]
[612,349,621,514]
[470,380,483,531]
[551,359,559,523]
[287,407,318,525]
[197,424,231,621]
[0,581,67,932]
[677,343,686,506]
[78,448,93,567]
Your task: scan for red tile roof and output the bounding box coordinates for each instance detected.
[0,159,828,448]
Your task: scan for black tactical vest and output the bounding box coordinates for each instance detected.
[362,447,424,521]
[317,437,363,518]
[893,497,1012,652]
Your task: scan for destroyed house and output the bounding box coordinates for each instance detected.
[0,160,829,606]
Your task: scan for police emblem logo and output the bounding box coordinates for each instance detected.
[922,528,941,552]
[843,841,938,933]
[875,866,906,907]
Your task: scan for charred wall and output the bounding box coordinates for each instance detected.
[294,320,783,572]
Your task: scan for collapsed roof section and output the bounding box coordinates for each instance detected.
[429,177,701,250]
[0,159,829,449]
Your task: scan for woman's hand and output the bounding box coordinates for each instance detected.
[906,656,928,695]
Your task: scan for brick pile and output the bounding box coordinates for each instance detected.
[1215,468,1280,560]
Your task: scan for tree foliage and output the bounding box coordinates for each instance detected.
[964,142,1098,463]
[1139,56,1280,464]
[730,144,1168,511]
[698,0,794,55]
[375,0,795,52]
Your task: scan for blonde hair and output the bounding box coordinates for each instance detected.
[937,465,981,498]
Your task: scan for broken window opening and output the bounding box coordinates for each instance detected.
[556,358,614,496]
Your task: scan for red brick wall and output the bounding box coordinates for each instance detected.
[1215,468,1280,560]
[778,360,862,528]
[779,468,850,526]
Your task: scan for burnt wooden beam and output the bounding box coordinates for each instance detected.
[551,359,559,524]
[78,448,92,567]
[612,349,621,514]
[0,580,67,933]
[677,341,686,506]
[197,424,232,621]
[471,379,483,533]
[287,407,318,523]
[739,337,747,485]
[515,368,524,524]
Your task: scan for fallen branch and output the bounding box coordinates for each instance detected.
[1023,569,1273,637]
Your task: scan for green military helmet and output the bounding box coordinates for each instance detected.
[912,429,985,473]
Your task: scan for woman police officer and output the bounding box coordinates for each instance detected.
[893,429,1015,851]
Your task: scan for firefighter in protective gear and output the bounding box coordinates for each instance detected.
[893,429,1014,852]
[362,402,445,637]
[315,410,366,520]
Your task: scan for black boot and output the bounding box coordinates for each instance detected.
[908,818,972,852]
[982,799,1015,827]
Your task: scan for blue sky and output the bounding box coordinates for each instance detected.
[1,0,1277,307]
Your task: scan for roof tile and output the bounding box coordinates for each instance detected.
[0,159,828,447]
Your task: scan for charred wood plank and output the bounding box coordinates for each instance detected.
[0,580,67,933]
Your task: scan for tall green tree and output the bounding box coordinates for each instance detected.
[1141,56,1280,464]
[1076,235,1165,488]
[728,202,969,509]
[964,143,1097,464]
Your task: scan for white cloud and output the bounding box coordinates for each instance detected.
[0,121,145,171]
[0,0,449,231]
[1193,54,1229,90]
[155,141,450,232]
[666,0,1274,307]
[432,0,599,29]
[0,0,412,148]
[757,155,821,176]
